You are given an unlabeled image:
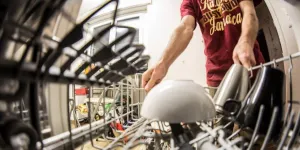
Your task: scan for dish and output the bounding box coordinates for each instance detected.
[141,80,216,123]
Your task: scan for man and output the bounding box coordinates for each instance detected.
[142,0,265,95]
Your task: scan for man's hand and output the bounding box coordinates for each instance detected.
[234,1,258,69]
[142,62,168,92]
[232,41,256,69]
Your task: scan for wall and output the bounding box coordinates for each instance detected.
[144,0,207,85]
[79,0,207,86]
[79,0,151,18]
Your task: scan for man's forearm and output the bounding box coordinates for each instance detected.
[239,2,258,46]
[159,20,194,68]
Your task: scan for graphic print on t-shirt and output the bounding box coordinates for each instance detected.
[199,0,242,35]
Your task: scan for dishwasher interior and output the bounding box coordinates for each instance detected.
[1,0,300,149]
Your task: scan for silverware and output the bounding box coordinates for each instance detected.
[214,64,249,113]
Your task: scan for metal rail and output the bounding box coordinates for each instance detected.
[43,111,133,149]
[249,51,300,71]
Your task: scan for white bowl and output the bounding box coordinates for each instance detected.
[141,80,216,123]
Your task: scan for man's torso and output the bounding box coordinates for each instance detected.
[180,0,264,87]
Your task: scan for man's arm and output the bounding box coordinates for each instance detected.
[142,15,195,92]
[159,15,196,68]
[233,1,258,68]
[239,1,259,45]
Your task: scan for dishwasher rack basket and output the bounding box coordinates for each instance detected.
[0,0,149,149]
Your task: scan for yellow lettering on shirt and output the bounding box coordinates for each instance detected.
[200,0,242,27]
[236,13,242,24]
[226,14,231,24]
[209,12,242,35]
[199,0,243,35]
[210,17,216,35]
[232,15,236,25]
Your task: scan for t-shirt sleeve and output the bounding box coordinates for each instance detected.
[180,0,196,19]
[237,0,263,6]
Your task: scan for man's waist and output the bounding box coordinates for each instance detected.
[205,61,233,87]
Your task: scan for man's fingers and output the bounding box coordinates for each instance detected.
[239,55,251,69]
[250,57,256,66]
[145,79,156,92]
[142,75,149,88]
[241,61,251,69]
[142,69,153,88]
[233,54,241,64]
[145,74,158,92]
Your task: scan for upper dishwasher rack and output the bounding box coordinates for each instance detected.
[0,0,149,87]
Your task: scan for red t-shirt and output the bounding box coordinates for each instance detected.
[180,0,265,87]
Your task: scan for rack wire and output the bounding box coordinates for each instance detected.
[1,0,300,149]
[249,51,300,71]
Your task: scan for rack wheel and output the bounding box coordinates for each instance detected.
[2,120,38,150]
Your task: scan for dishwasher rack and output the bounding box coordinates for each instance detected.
[40,53,300,150]
[1,0,300,150]
[0,0,149,149]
